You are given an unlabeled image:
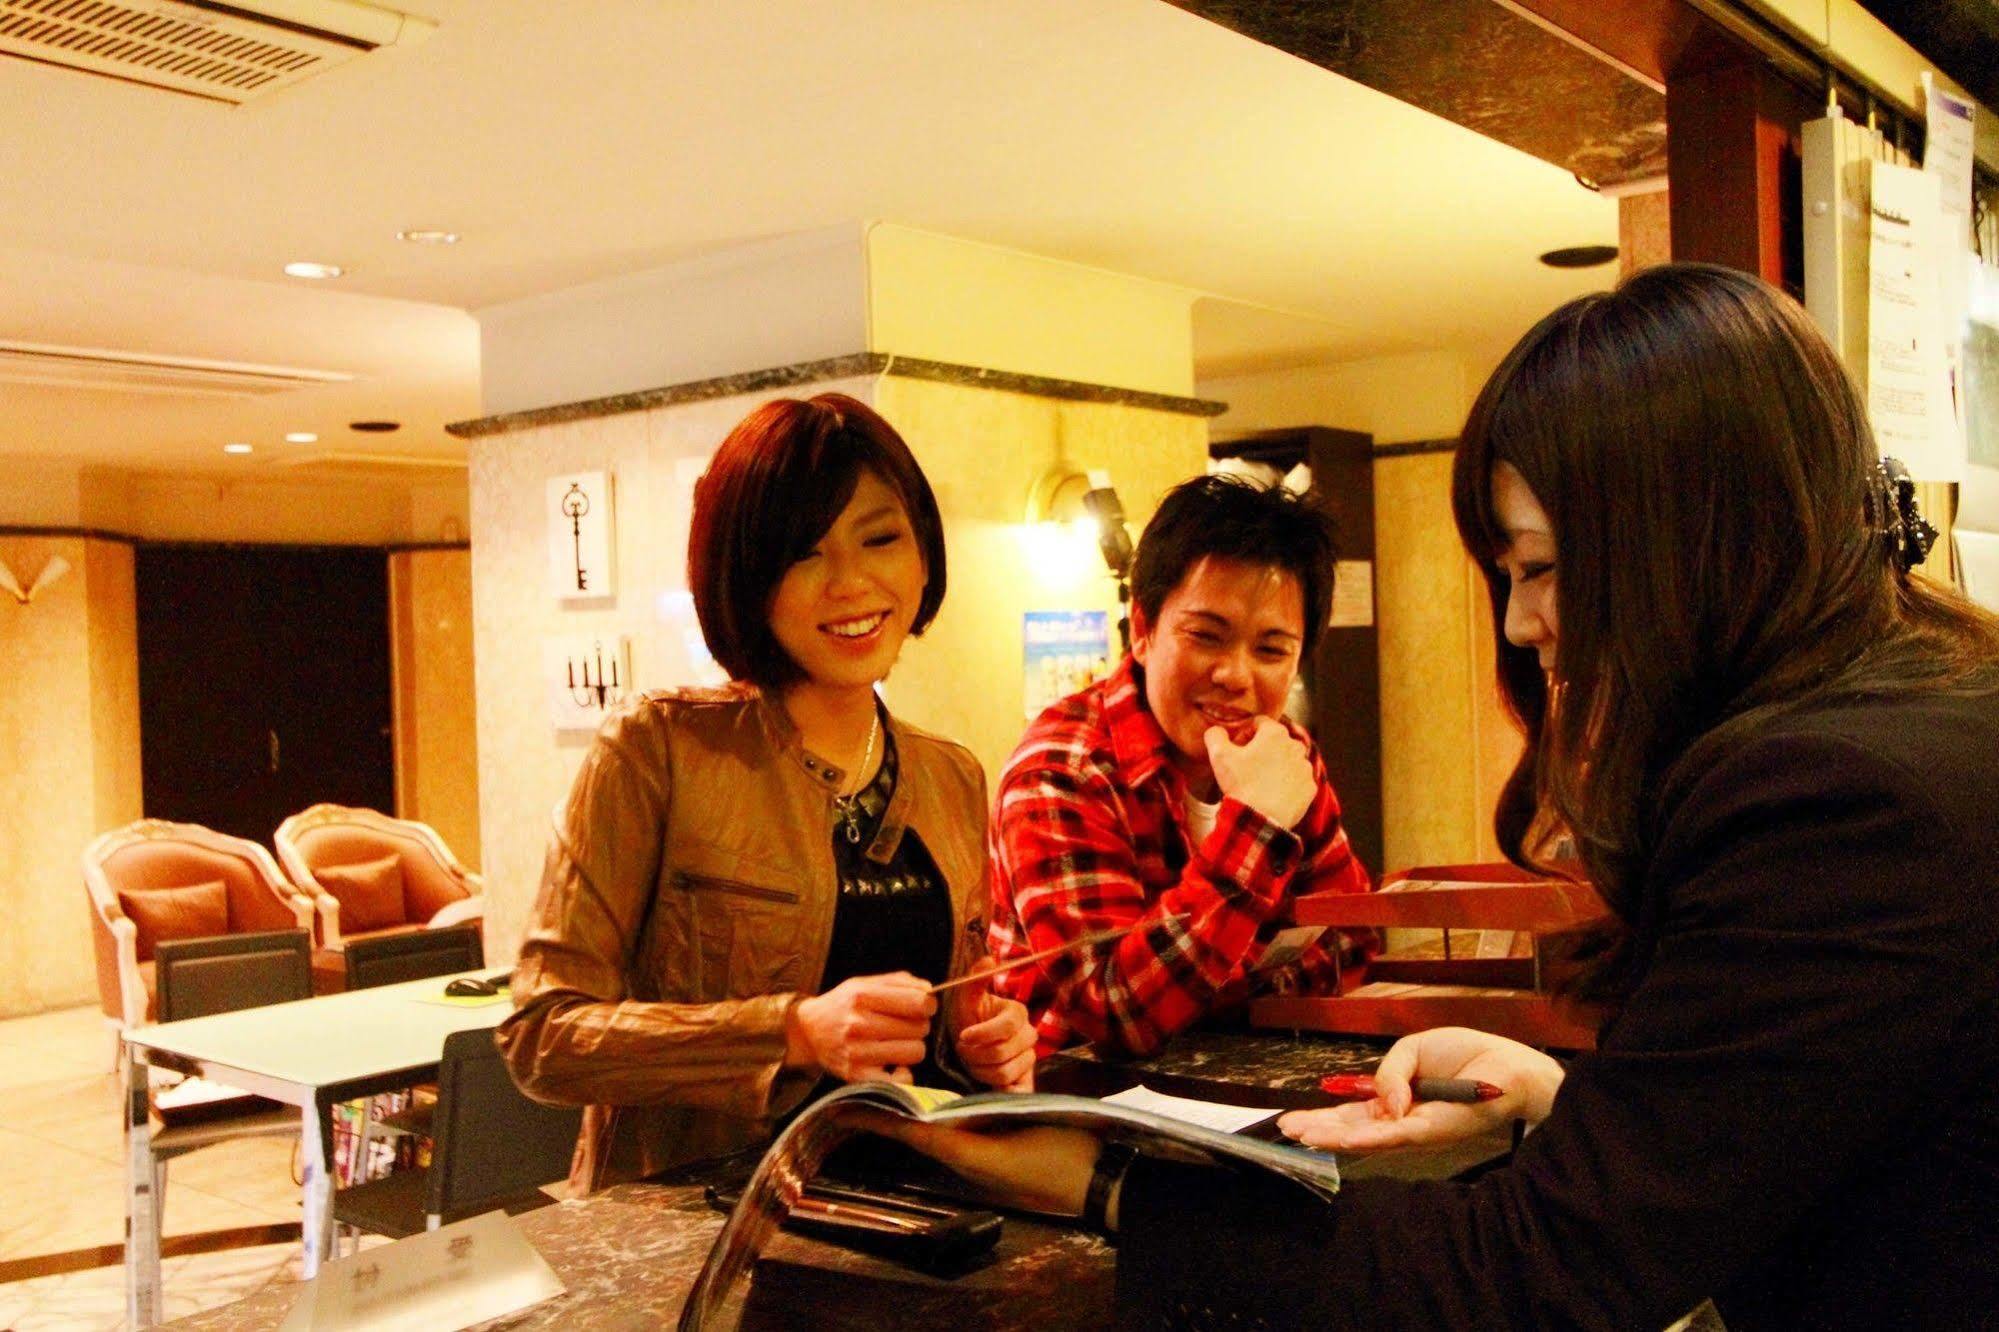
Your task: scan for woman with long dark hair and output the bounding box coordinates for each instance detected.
[883,265,1999,1328]
[500,393,1033,1194]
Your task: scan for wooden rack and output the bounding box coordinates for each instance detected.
[1250,862,1606,1050]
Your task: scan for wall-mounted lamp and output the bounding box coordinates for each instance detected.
[0,554,72,605]
[1026,465,1135,652]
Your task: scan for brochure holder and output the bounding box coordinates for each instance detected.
[1250,862,1606,1050]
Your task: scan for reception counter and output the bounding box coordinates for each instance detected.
[169,1029,1501,1330]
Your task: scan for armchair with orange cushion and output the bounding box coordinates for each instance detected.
[82,819,319,1036]
[274,804,484,961]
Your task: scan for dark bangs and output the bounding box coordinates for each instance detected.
[689,393,945,689]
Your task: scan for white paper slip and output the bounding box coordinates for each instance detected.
[1100,1085,1278,1134]
[1956,530,1999,614]
[278,1210,564,1332]
[1253,924,1326,973]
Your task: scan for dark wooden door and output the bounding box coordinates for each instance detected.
[137,545,395,843]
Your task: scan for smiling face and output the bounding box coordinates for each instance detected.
[1491,461,1559,671]
[1131,555,1305,790]
[766,469,927,694]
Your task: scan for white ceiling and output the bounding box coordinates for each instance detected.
[0,0,1616,476]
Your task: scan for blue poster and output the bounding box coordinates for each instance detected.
[1023,610,1113,719]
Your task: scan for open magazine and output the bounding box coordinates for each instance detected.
[676,1080,1342,1329]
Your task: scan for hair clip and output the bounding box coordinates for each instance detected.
[1870,458,1937,573]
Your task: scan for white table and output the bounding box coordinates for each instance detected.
[121,971,514,1327]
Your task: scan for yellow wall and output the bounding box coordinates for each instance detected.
[875,376,1210,781]
[86,541,142,846]
[0,459,83,525]
[868,223,1198,398]
[0,536,140,1017]
[1372,454,1505,868]
[120,474,466,546]
[391,549,482,871]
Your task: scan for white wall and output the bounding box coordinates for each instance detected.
[476,227,872,417]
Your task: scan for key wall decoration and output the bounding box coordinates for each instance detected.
[547,471,615,600]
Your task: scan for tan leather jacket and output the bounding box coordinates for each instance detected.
[497,685,990,1192]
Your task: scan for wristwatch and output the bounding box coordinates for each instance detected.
[1081,1142,1137,1238]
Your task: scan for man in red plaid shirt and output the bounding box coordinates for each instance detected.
[989,475,1374,1057]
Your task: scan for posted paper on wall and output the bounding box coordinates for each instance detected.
[1867,162,1963,481]
[1023,610,1112,719]
[1329,560,1374,629]
[1924,74,1977,444]
[1954,530,1999,614]
[1923,73,1976,242]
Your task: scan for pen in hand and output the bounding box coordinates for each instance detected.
[926,915,1187,995]
[1319,1074,1504,1104]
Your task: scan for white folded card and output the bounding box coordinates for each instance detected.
[278,1210,564,1332]
[1100,1085,1277,1134]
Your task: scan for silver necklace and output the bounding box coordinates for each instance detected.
[833,708,880,845]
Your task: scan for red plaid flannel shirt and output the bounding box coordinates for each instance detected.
[988,659,1373,1056]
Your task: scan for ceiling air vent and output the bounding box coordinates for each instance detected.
[0,0,434,105]
[0,340,353,396]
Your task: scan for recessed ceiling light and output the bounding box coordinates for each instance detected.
[349,420,402,433]
[285,431,318,443]
[1539,245,1619,269]
[397,228,460,245]
[283,261,344,280]
[223,442,254,455]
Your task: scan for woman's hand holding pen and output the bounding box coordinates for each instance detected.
[1277,1027,1566,1153]
[948,961,1036,1092]
[785,972,936,1084]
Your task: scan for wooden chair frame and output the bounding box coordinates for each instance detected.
[274,803,484,951]
[83,819,317,1045]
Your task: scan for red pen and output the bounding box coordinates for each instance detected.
[1319,1074,1503,1104]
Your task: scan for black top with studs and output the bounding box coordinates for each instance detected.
[820,731,954,1081]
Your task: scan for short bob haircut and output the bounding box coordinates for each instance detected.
[1130,474,1340,654]
[688,393,946,690]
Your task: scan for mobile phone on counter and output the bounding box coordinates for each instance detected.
[703,1180,1004,1272]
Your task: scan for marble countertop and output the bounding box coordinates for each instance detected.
[169,1029,1419,1330]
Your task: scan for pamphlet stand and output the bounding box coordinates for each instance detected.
[1249,863,1606,1050]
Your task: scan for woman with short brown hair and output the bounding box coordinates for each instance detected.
[500,392,1033,1193]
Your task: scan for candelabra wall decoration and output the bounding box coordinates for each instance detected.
[546,470,615,600]
[544,634,632,732]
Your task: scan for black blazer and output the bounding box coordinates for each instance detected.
[1119,687,1999,1330]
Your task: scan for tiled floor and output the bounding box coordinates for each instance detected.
[0,1003,348,1330]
